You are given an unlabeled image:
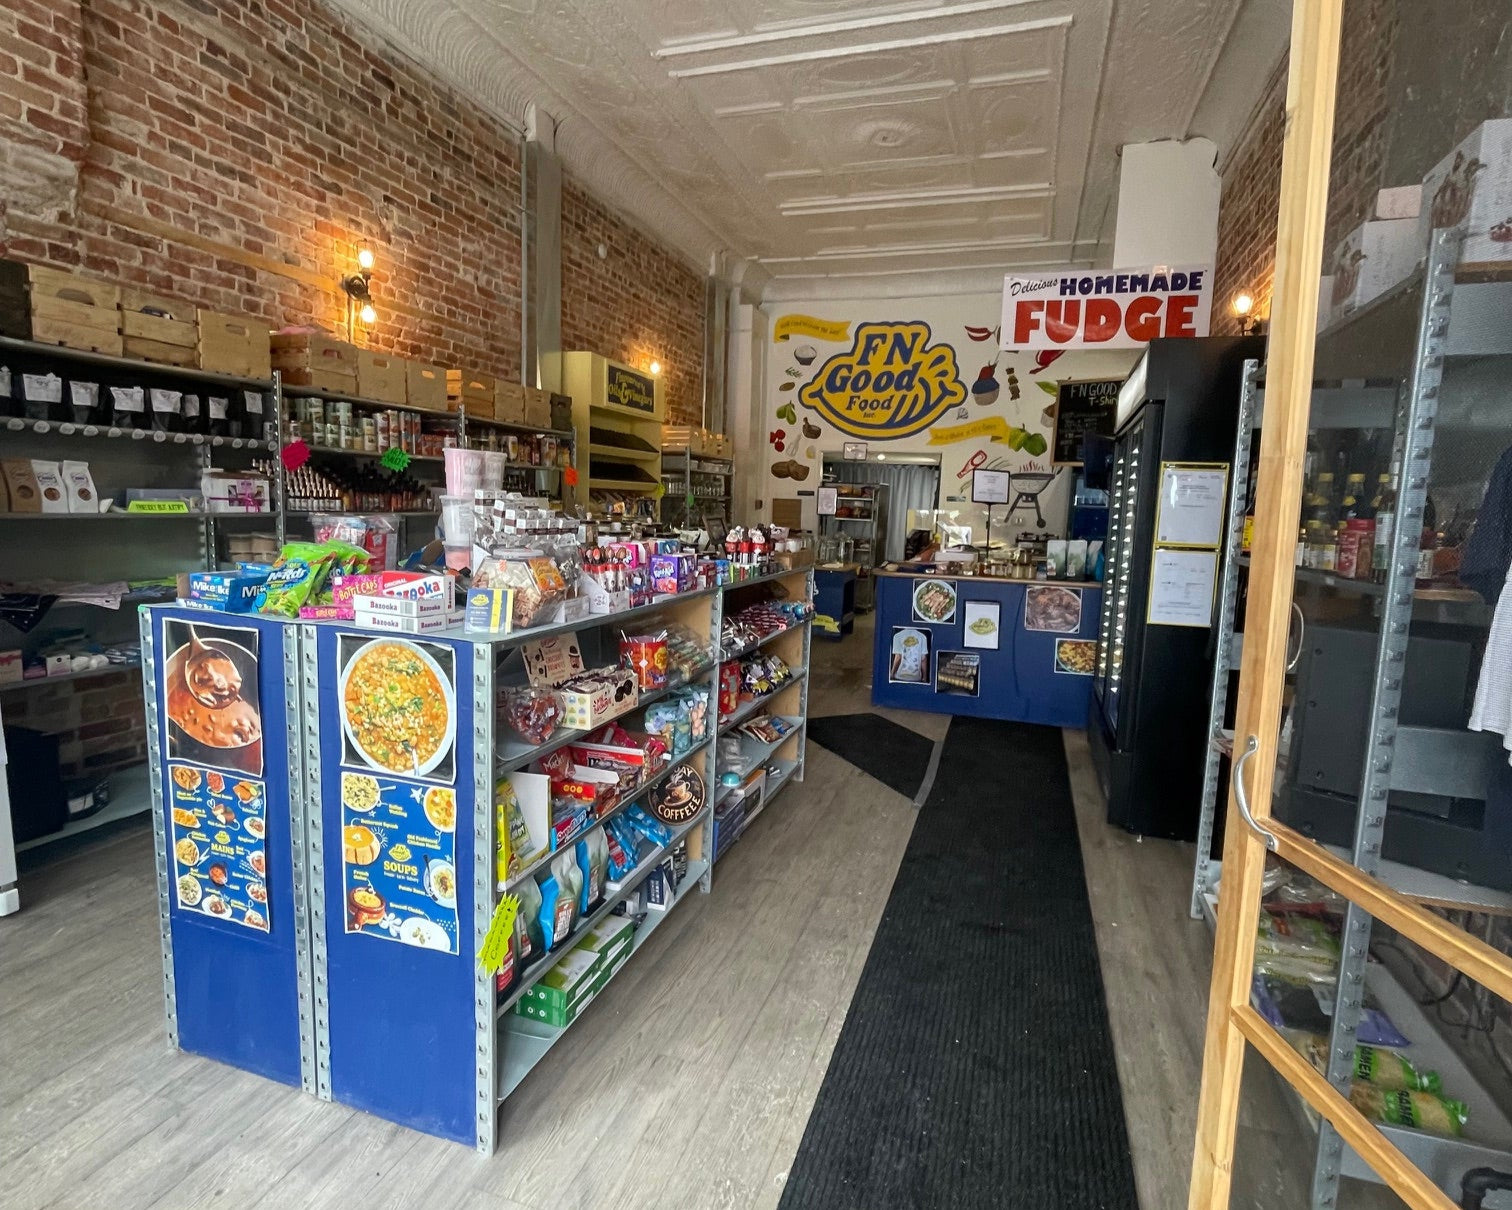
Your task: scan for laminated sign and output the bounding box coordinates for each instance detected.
[1000,266,1213,350]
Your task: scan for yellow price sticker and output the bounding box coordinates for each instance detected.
[478,893,520,974]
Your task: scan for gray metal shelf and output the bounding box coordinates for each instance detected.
[0,335,275,390]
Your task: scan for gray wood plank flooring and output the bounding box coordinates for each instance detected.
[0,615,1403,1209]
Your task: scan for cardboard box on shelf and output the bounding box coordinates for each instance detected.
[356,349,408,404]
[1374,185,1422,221]
[1327,218,1421,314]
[199,311,273,379]
[119,289,197,366]
[513,946,603,1028]
[1421,118,1512,273]
[407,361,447,412]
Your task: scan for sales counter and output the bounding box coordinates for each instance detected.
[870,570,1102,727]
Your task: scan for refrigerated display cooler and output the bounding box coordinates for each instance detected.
[1089,335,1264,839]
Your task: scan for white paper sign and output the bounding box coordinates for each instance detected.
[1001,265,1213,350]
[1155,463,1228,548]
[1148,548,1219,628]
[817,486,838,516]
[971,468,1010,505]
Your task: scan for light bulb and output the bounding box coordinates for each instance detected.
[357,248,375,271]
[648,360,661,375]
[876,453,887,461]
[1232,292,1254,318]
[359,303,377,325]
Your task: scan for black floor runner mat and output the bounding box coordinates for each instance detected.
[805,712,935,801]
[779,718,1138,1210]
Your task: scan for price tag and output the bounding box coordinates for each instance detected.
[478,893,520,975]
[380,447,411,472]
[126,500,191,514]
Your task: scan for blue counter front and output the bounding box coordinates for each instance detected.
[871,572,1102,727]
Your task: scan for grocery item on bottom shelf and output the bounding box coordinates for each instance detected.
[1287,1032,1443,1094]
[1253,909,1341,982]
[1348,1083,1468,1138]
[1250,973,1411,1049]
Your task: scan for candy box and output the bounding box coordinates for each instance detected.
[620,634,668,691]
[188,569,269,613]
[350,609,457,634]
[649,555,680,596]
[558,668,638,730]
[352,593,449,618]
[466,587,515,634]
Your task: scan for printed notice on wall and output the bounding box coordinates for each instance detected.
[1154,463,1229,548]
[1148,548,1219,628]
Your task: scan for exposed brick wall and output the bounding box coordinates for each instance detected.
[3,0,530,375]
[1211,0,1398,334]
[2,671,146,780]
[560,178,706,427]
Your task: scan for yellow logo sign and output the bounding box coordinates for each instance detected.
[774,313,851,343]
[798,321,966,440]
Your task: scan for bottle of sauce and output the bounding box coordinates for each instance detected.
[1370,474,1395,583]
[1415,496,1438,587]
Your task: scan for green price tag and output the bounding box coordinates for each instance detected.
[478,893,520,974]
[126,500,191,514]
[685,491,696,509]
[380,447,411,472]
[651,482,666,501]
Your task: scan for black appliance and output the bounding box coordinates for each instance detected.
[1089,335,1265,839]
[1276,620,1512,891]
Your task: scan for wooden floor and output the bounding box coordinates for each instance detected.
[0,616,1401,1209]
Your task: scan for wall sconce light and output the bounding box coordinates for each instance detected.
[1232,292,1260,336]
[648,360,662,376]
[342,249,377,338]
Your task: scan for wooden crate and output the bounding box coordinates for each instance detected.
[356,349,408,404]
[0,260,29,340]
[494,381,526,424]
[199,311,273,379]
[28,295,123,355]
[522,386,552,430]
[27,265,120,311]
[269,332,356,390]
[120,289,197,367]
[446,369,495,410]
[549,392,572,432]
[406,361,447,412]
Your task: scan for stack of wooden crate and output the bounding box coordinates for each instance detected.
[661,425,731,458]
[120,290,198,367]
[270,332,357,392]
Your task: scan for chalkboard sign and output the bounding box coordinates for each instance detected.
[605,364,656,414]
[1052,379,1122,466]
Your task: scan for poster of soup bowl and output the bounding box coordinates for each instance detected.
[337,635,457,785]
[162,618,263,776]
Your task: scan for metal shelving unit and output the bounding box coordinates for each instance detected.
[1191,234,1512,1207]
[818,482,888,612]
[661,451,732,530]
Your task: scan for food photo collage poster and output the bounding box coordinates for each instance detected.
[336,634,461,955]
[160,618,270,933]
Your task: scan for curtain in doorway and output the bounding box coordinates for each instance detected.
[827,462,939,562]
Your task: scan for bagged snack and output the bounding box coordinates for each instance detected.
[495,777,535,885]
[500,684,564,745]
[256,542,340,617]
[621,633,669,691]
[576,827,608,913]
[1348,1083,1467,1137]
[1253,910,1341,981]
[1288,1032,1442,1093]
[625,804,673,848]
[604,817,637,880]
[1251,974,1411,1048]
[474,552,567,629]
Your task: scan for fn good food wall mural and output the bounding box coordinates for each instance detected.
[763,293,1140,540]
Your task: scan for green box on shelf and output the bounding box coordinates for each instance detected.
[577,916,635,960]
[515,946,603,1027]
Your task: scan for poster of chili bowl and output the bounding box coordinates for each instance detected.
[167,763,269,931]
[337,634,457,786]
[1054,638,1098,675]
[1025,585,1083,634]
[342,772,459,954]
[161,618,263,776]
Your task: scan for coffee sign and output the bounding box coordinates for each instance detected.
[798,321,967,440]
[1001,266,1213,350]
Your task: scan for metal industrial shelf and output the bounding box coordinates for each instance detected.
[494,805,711,1021]
[0,335,275,390]
[499,737,713,893]
[588,442,659,463]
[303,442,445,464]
[496,850,710,1100]
[1,415,273,449]
[719,613,811,662]
[15,762,152,853]
[713,721,802,806]
[718,668,809,734]
[0,662,140,692]
[0,510,217,521]
[1198,886,1512,1194]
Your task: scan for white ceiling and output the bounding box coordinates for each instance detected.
[332,0,1287,300]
